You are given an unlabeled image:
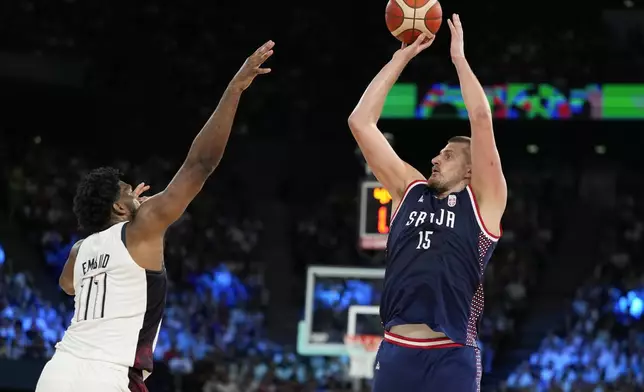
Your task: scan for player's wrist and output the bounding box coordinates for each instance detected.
[226,82,246,94]
[451,55,467,65]
[391,51,413,64]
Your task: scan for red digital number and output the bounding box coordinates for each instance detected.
[377,206,389,234]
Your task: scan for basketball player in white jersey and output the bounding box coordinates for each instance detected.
[35,41,275,392]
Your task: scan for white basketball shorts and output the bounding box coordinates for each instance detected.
[36,350,130,392]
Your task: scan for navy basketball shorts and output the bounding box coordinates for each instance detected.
[372,332,481,392]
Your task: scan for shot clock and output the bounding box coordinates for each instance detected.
[358,181,393,250]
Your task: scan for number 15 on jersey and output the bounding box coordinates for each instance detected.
[416,230,434,249]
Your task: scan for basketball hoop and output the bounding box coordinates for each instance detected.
[344,334,382,379]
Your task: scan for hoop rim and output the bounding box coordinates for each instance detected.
[344,334,383,352]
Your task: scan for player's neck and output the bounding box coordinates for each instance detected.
[108,216,129,228]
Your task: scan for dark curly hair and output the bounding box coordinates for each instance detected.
[73,167,122,233]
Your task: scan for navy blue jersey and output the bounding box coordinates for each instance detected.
[380,180,500,347]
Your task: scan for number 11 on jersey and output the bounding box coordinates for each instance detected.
[416,230,434,249]
[77,272,108,322]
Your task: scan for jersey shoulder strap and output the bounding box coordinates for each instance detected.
[391,180,428,224]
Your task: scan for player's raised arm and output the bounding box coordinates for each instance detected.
[132,41,274,235]
[348,35,432,199]
[59,239,83,295]
[448,14,506,234]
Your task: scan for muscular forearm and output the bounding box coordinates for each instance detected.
[350,54,411,124]
[185,85,243,170]
[453,57,491,120]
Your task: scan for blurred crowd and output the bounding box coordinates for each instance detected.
[0,269,63,360]
[504,174,644,392]
[0,140,334,392]
[2,135,643,392]
[0,134,566,391]
[0,264,358,391]
[476,167,566,373]
[2,145,363,391]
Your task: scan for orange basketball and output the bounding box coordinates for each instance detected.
[385,0,443,44]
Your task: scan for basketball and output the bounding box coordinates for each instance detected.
[385,0,443,44]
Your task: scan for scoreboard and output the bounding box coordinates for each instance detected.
[358,180,393,250]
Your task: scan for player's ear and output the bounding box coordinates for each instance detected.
[112,201,129,217]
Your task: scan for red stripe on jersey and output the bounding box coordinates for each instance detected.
[390,180,428,224]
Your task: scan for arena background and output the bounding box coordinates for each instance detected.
[1,0,643,391]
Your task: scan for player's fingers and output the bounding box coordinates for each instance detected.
[420,35,435,49]
[256,68,271,74]
[255,40,275,56]
[251,44,274,66]
[258,50,274,63]
[453,14,462,28]
[447,19,455,33]
[133,183,149,196]
[412,33,427,47]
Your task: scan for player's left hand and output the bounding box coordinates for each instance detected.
[447,14,465,60]
[229,40,274,92]
[133,182,151,203]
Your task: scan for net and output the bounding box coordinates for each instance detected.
[344,334,382,379]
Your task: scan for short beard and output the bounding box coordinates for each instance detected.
[427,178,448,195]
[130,206,139,220]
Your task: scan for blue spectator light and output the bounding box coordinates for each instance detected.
[629,293,643,319]
[214,266,232,287]
[615,289,644,320]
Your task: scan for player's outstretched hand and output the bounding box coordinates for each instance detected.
[447,14,465,60]
[394,33,435,61]
[230,40,274,92]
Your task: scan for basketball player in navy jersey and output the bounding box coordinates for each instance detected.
[348,15,505,391]
[35,41,274,392]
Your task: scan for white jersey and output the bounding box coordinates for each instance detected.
[56,221,167,380]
